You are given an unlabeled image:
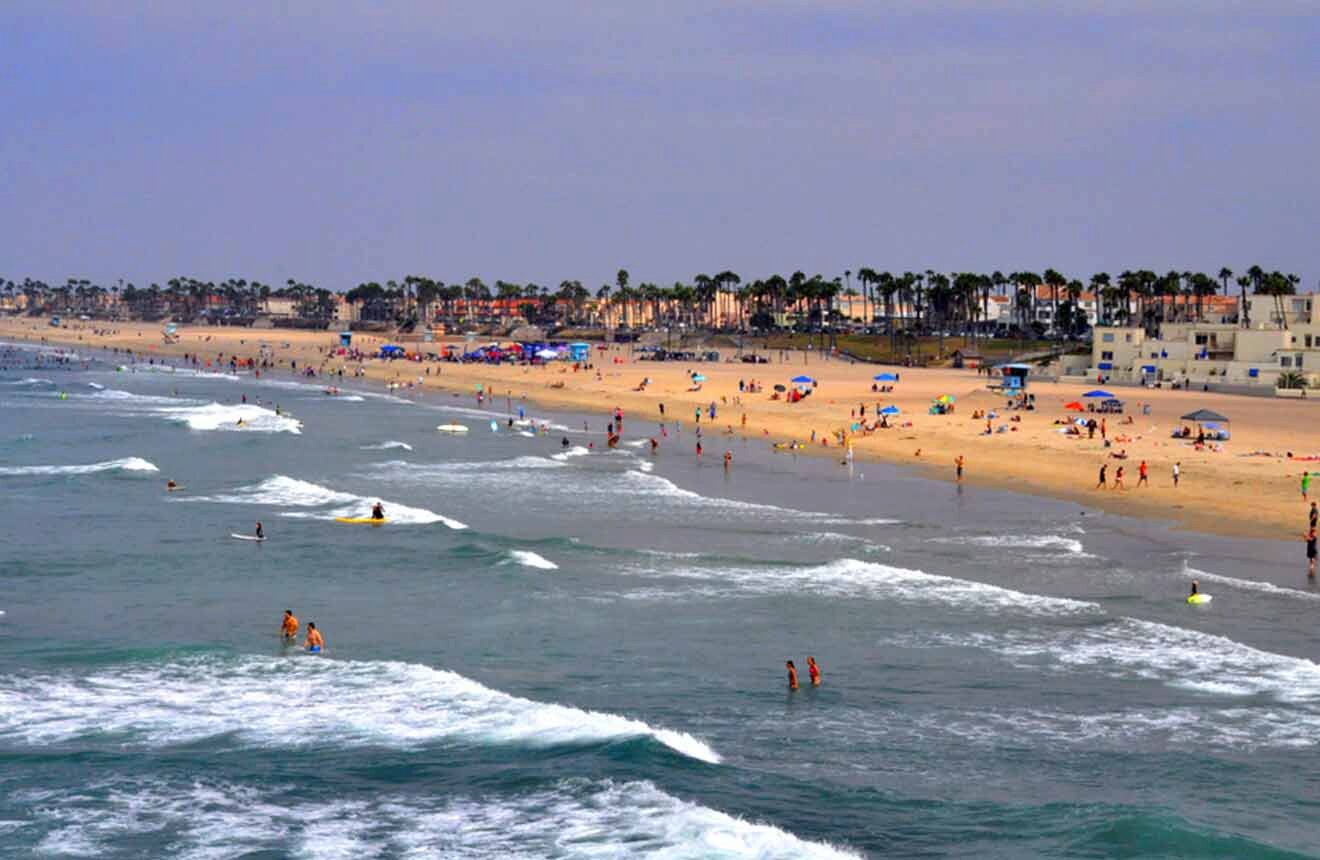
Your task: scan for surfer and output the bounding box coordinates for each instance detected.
[371,501,385,520]
[255,521,264,540]
[649,437,658,453]
[807,656,821,687]
[281,609,299,643]
[561,437,571,448]
[1189,580,1200,598]
[786,660,799,691]
[304,622,324,653]
[166,479,177,491]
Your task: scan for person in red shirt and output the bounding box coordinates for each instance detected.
[1137,460,1149,487]
[786,660,799,690]
[807,656,821,687]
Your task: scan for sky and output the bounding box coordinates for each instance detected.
[3,1,1318,292]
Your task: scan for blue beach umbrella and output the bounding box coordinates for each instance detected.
[1082,389,1114,398]
[874,372,898,382]
[791,375,814,384]
[880,405,900,415]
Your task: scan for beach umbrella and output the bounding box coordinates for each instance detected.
[692,374,706,382]
[535,349,559,359]
[937,394,955,403]
[873,372,898,382]
[791,375,814,384]
[1064,401,1083,411]
[1082,389,1114,398]
[1180,408,1229,423]
[773,384,787,392]
[880,405,900,415]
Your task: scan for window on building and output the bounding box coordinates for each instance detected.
[1101,351,1114,361]
[1102,333,1114,343]
[1308,335,1314,348]
[1281,356,1293,368]
[1194,334,1208,345]
[1124,334,1133,343]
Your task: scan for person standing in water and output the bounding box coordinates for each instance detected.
[955,455,965,482]
[786,660,799,690]
[305,622,324,653]
[281,610,299,643]
[1305,528,1318,578]
[807,656,821,687]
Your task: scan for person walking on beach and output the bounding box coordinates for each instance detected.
[1172,462,1181,488]
[955,455,965,482]
[786,660,799,690]
[807,656,821,687]
[1305,528,1318,578]
[1303,471,1312,500]
[1137,460,1149,487]
[658,402,665,417]
[1309,502,1317,532]
[1096,463,1107,489]
[1112,466,1125,490]
[1100,418,1106,441]
[281,609,298,643]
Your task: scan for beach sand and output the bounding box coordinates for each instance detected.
[7,316,1317,541]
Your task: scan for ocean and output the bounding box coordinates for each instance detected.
[1,343,1317,858]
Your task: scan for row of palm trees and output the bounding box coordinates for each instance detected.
[4,266,1305,338]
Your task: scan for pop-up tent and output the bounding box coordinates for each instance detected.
[874,372,898,382]
[379,344,405,358]
[1180,408,1230,423]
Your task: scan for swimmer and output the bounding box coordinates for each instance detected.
[304,622,324,653]
[807,656,821,687]
[166,479,177,491]
[786,660,799,691]
[281,609,299,643]
[561,437,571,448]
[255,521,264,540]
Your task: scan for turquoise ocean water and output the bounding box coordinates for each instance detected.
[1,342,1318,858]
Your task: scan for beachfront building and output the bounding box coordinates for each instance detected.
[1089,294,1320,389]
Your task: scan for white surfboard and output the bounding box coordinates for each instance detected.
[231,533,266,542]
[436,424,469,434]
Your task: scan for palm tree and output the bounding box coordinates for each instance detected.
[1235,276,1252,329]
[1042,269,1066,339]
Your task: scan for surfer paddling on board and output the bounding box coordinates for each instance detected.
[304,622,324,654]
[371,502,385,521]
[166,479,178,491]
[255,521,264,540]
[281,610,299,643]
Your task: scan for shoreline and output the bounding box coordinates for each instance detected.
[4,317,1315,543]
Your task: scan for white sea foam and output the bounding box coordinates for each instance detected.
[1184,565,1320,602]
[552,445,591,461]
[184,474,467,529]
[157,401,303,433]
[360,440,413,452]
[84,388,196,405]
[0,457,159,477]
[506,550,559,570]
[932,534,1087,556]
[14,777,856,859]
[0,654,718,763]
[651,558,1099,616]
[977,617,1320,703]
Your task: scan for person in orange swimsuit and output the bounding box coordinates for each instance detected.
[304,622,324,653]
[281,609,299,643]
[807,656,821,687]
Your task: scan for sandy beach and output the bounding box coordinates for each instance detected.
[6,316,1317,541]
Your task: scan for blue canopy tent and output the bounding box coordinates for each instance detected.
[568,342,590,362]
[339,332,353,348]
[874,372,899,382]
[380,344,405,359]
[1083,389,1114,398]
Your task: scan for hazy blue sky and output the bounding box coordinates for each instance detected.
[3,1,1317,291]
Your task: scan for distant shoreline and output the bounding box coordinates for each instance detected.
[3,315,1314,545]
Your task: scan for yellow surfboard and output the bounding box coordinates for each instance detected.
[335,517,388,525]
